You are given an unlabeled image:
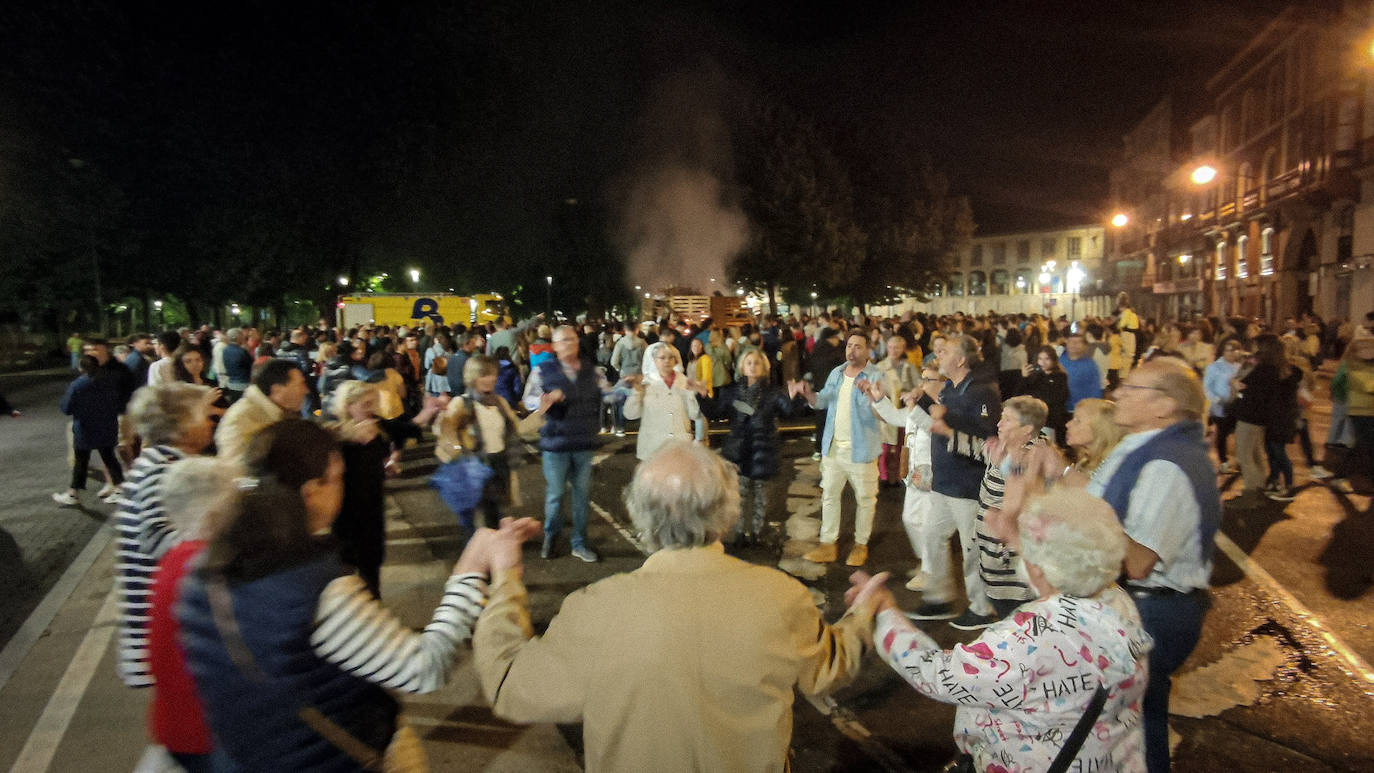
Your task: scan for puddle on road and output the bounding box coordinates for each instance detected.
[1171,635,1288,718]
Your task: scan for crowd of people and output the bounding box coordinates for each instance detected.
[29,295,1374,772]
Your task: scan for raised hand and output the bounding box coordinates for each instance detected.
[538,390,561,413]
[865,379,886,403]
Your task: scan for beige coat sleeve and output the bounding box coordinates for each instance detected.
[790,588,875,698]
[473,568,591,724]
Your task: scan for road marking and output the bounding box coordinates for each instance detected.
[1214,531,1374,692]
[0,523,113,694]
[10,586,119,773]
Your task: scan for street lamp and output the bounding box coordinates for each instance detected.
[337,275,349,287]
[1067,261,1085,320]
[1191,165,1218,185]
[545,275,553,317]
[1039,263,1053,313]
[1110,213,1129,228]
[153,299,164,330]
[409,268,420,287]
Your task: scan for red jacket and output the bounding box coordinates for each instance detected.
[148,541,213,754]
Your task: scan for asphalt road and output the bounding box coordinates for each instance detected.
[1,369,1372,771]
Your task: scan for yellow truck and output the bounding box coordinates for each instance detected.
[337,293,509,330]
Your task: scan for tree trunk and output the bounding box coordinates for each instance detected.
[767,281,778,317]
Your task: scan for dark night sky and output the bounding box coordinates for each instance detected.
[0,0,1299,300]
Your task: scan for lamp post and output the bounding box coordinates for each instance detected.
[1039,263,1053,315]
[409,268,420,289]
[153,299,164,330]
[545,275,553,318]
[1066,261,1085,321]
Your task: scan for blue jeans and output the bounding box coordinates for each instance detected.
[1134,591,1208,773]
[542,449,594,548]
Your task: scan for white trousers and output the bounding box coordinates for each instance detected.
[928,491,993,615]
[900,487,956,591]
[819,456,879,545]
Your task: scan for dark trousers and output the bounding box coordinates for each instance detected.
[463,453,511,530]
[1263,438,1293,488]
[1295,416,1316,467]
[1212,413,1236,464]
[1134,591,1208,773]
[1338,415,1374,483]
[70,447,123,491]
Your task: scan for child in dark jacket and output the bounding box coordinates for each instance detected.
[702,349,802,544]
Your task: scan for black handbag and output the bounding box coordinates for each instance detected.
[943,683,1109,773]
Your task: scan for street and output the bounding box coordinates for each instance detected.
[0,369,1372,771]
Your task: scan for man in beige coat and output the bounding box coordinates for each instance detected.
[214,359,309,465]
[474,441,878,773]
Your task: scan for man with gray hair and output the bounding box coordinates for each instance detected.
[1030,357,1218,773]
[473,441,878,773]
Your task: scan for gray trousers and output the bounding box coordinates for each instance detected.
[737,477,767,534]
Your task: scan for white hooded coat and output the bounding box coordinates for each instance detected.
[622,342,701,461]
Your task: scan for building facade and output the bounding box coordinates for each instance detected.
[1109,2,1374,326]
[910,225,1110,318]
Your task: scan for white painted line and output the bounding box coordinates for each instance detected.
[1213,531,1374,692]
[589,501,648,557]
[0,523,113,693]
[10,586,119,773]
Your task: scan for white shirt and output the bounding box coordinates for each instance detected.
[830,374,855,455]
[1087,428,1213,592]
[147,358,174,386]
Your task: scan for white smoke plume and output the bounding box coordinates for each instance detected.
[614,65,750,294]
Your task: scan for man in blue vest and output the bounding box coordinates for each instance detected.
[1084,358,1219,773]
[523,325,619,562]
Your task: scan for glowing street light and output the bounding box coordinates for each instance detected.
[1178,253,1192,265]
[1110,213,1129,228]
[337,275,350,287]
[1066,262,1085,293]
[1191,165,1218,185]
[409,268,420,285]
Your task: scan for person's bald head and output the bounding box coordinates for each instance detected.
[623,441,740,552]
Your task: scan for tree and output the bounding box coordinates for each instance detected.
[730,99,863,316]
[839,128,974,313]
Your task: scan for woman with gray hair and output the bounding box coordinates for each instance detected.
[113,381,218,689]
[622,341,705,461]
[849,486,1151,772]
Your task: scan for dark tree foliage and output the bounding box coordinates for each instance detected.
[730,97,864,316]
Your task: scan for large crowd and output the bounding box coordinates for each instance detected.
[19,292,1374,772]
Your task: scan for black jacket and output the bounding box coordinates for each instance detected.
[704,382,802,479]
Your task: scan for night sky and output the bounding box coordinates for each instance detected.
[0,0,1297,306]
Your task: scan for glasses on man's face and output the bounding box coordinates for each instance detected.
[1117,383,1164,394]
[921,377,944,383]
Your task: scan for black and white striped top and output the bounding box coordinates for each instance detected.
[114,445,185,687]
[311,572,487,693]
[946,430,1037,603]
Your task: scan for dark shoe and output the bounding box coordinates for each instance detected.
[540,535,557,560]
[906,601,958,621]
[949,609,999,630]
[1266,487,1296,502]
[571,544,599,563]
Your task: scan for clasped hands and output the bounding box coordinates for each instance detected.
[452,517,544,578]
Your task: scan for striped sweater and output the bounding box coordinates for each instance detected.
[311,571,487,692]
[114,445,185,687]
[945,431,1037,604]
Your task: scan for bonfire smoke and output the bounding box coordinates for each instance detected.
[614,65,750,294]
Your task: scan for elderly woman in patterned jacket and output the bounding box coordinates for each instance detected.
[848,486,1151,773]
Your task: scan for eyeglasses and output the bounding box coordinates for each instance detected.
[921,377,944,383]
[1117,383,1165,393]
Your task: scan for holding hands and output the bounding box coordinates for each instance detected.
[453,517,544,577]
[844,571,896,616]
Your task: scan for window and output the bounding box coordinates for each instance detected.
[970,245,984,266]
[930,281,944,298]
[990,270,1009,295]
[1260,227,1275,276]
[992,242,1007,264]
[1215,241,1227,280]
[1236,235,1249,279]
[1016,240,1030,262]
[1041,238,1056,259]
[968,271,987,296]
[1067,236,1082,259]
[1015,269,1032,294]
[949,273,965,296]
